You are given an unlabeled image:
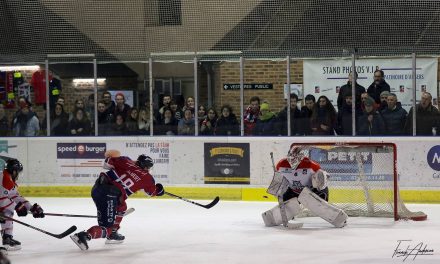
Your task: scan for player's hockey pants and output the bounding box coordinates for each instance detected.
[91,176,122,228]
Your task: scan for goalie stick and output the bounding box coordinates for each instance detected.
[44,207,135,218]
[0,214,77,239]
[165,192,220,209]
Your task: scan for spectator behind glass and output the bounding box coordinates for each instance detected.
[69,99,85,121]
[357,96,386,136]
[200,107,218,135]
[85,94,95,126]
[300,94,316,135]
[156,94,172,122]
[182,96,195,116]
[170,100,183,121]
[108,114,128,136]
[68,108,92,136]
[255,101,277,136]
[198,105,207,126]
[360,92,369,112]
[310,96,337,136]
[138,108,151,135]
[50,103,69,136]
[276,93,302,136]
[336,92,361,136]
[379,91,390,112]
[114,93,131,120]
[126,108,139,135]
[243,96,260,136]
[97,100,114,135]
[367,69,391,104]
[337,71,366,111]
[156,107,178,136]
[13,103,40,136]
[178,108,195,136]
[56,96,65,106]
[381,93,407,135]
[0,105,9,136]
[215,105,239,136]
[102,91,115,113]
[404,92,440,136]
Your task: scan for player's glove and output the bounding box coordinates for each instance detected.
[0,215,5,224]
[30,203,44,218]
[154,183,164,197]
[15,202,28,217]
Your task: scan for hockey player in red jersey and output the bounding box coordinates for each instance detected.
[70,150,164,250]
[0,159,45,251]
[262,144,347,228]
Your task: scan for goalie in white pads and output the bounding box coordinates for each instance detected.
[262,145,347,228]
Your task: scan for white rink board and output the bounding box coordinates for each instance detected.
[1,137,439,188]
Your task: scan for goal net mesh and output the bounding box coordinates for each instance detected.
[296,143,426,221]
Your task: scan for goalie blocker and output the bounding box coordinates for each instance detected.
[262,187,347,228]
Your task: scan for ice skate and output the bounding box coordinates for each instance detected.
[2,235,21,251]
[70,231,91,250]
[105,230,125,244]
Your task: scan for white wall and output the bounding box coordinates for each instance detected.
[1,137,439,188]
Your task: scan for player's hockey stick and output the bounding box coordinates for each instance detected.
[44,207,136,218]
[165,192,220,209]
[0,214,77,239]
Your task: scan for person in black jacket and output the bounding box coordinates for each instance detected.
[300,94,315,135]
[357,96,386,136]
[215,105,239,136]
[381,93,407,135]
[336,92,362,135]
[404,92,440,136]
[367,69,390,104]
[337,71,366,112]
[276,93,302,135]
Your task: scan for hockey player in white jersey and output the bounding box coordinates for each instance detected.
[0,159,44,250]
[262,144,347,228]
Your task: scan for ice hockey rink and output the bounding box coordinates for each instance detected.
[6,198,440,264]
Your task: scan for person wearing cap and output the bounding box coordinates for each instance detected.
[357,96,386,135]
[12,103,40,136]
[367,69,391,104]
[379,90,391,111]
[255,101,277,136]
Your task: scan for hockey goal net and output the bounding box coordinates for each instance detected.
[296,142,427,221]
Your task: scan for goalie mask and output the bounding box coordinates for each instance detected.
[287,145,305,169]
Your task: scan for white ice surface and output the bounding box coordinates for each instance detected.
[6,198,440,264]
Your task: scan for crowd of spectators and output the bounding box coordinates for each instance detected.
[1,70,439,137]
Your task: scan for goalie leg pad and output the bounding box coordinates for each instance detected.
[298,187,347,228]
[262,198,302,227]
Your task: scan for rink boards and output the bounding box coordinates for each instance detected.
[1,136,439,203]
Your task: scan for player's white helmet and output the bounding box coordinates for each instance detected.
[287,144,305,168]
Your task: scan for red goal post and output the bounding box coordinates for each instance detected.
[294,142,427,221]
